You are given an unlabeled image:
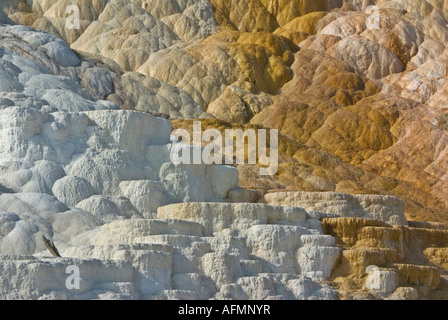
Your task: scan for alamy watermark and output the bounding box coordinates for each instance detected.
[365,265,381,290]
[366,5,381,30]
[65,265,81,290]
[366,1,406,30]
[170,121,278,175]
[65,5,80,30]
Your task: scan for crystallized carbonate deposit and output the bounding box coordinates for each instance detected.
[1,0,448,301]
[0,21,343,300]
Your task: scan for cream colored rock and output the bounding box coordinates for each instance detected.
[246,224,313,273]
[63,242,172,259]
[159,162,239,203]
[240,259,263,276]
[0,160,65,194]
[200,252,243,288]
[62,242,174,298]
[0,212,39,255]
[285,276,339,300]
[75,195,141,222]
[119,180,175,218]
[137,31,295,110]
[327,35,404,79]
[205,232,250,257]
[52,176,96,207]
[171,273,218,300]
[134,234,212,274]
[118,72,208,119]
[0,255,135,299]
[0,193,103,254]
[83,110,172,153]
[389,286,419,300]
[157,202,311,236]
[80,219,204,246]
[235,274,338,300]
[207,86,274,124]
[113,246,173,297]
[263,191,408,226]
[300,234,336,247]
[297,234,340,280]
[298,246,341,281]
[70,0,217,72]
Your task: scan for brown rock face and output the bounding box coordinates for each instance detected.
[322,218,392,247]
[321,216,448,299]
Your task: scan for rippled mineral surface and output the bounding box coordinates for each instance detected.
[0,0,447,300]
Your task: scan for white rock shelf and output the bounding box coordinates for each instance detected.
[1,201,349,300]
[0,189,411,300]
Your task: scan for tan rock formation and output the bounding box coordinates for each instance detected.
[2,0,448,300]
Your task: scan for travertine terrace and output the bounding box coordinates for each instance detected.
[0,0,447,300]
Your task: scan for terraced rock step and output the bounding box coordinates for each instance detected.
[321,217,392,246]
[157,202,317,235]
[264,192,408,226]
[0,190,446,300]
[1,0,448,301]
[0,255,136,300]
[0,199,351,299]
[393,263,440,290]
[317,215,448,299]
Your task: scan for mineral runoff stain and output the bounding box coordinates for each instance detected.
[178,304,271,317]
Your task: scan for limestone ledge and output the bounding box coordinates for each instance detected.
[1,190,447,300]
[1,200,345,300]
